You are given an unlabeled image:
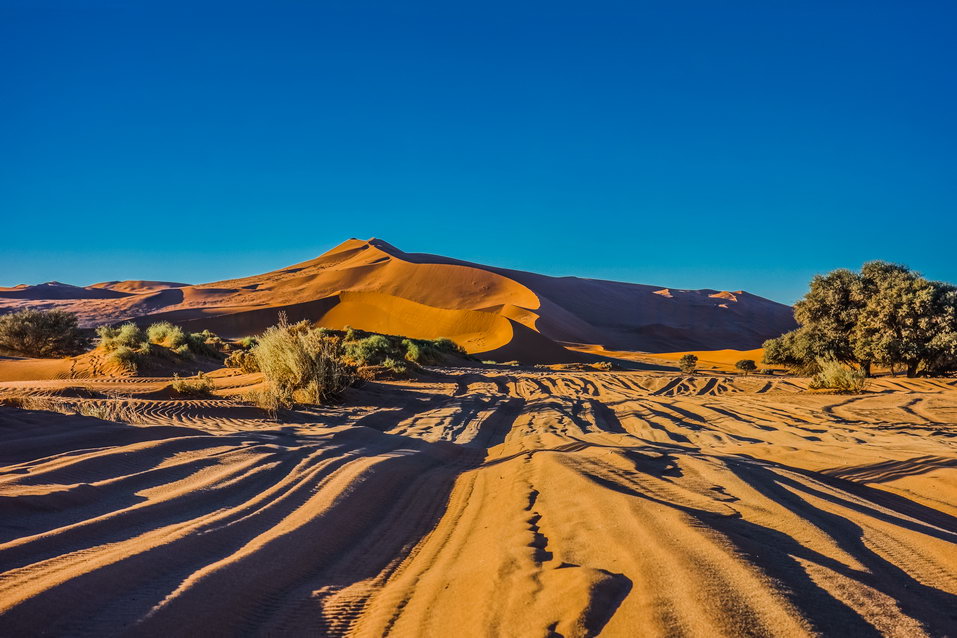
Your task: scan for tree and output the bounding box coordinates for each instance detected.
[852,265,957,377]
[791,268,865,365]
[0,309,86,357]
[735,359,757,375]
[678,354,698,374]
[763,261,957,377]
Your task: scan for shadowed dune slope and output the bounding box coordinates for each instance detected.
[0,369,955,636]
[0,238,796,362]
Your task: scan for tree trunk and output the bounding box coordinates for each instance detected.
[862,361,872,378]
[906,362,920,378]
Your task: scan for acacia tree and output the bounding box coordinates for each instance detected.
[735,359,757,375]
[0,309,86,357]
[852,265,957,377]
[678,354,698,374]
[764,261,957,377]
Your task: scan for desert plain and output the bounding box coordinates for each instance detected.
[0,240,954,637]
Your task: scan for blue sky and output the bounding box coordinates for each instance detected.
[2,1,955,304]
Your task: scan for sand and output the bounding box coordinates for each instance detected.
[1,364,955,636]
[0,239,797,362]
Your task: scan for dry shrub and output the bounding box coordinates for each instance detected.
[252,317,357,408]
[225,349,260,372]
[0,395,135,422]
[808,357,869,393]
[171,372,214,397]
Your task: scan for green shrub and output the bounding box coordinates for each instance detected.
[147,321,187,348]
[678,354,698,374]
[238,336,258,350]
[808,357,869,392]
[252,318,357,407]
[0,309,87,357]
[171,372,214,397]
[110,345,139,372]
[431,337,466,355]
[343,334,401,366]
[382,356,414,375]
[402,338,442,364]
[735,359,757,375]
[97,322,146,351]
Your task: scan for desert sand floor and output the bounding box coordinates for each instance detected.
[0,368,955,637]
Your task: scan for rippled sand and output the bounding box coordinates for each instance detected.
[1,369,955,636]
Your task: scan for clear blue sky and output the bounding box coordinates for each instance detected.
[2,1,954,304]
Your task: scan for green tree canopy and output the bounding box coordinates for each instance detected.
[678,354,698,374]
[763,262,957,377]
[734,359,757,375]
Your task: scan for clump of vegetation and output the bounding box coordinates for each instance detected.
[225,349,260,372]
[431,337,466,356]
[590,361,614,371]
[97,322,146,351]
[341,330,466,369]
[808,357,869,393]
[735,359,757,375]
[171,372,214,397]
[344,334,402,366]
[0,395,135,422]
[238,336,257,350]
[111,345,139,372]
[678,354,698,374]
[0,309,87,357]
[96,321,226,370]
[250,317,357,409]
[401,338,441,365]
[146,321,186,348]
[764,262,957,377]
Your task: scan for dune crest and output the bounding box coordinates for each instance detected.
[0,239,796,362]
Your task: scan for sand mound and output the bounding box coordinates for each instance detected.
[0,238,796,363]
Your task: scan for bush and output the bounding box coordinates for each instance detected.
[225,349,260,372]
[0,309,87,357]
[402,338,442,365]
[382,356,414,376]
[735,359,757,375]
[431,337,466,355]
[97,322,146,351]
[808,357,869,392]
[171,372,214,397]
[678,354,698,374]
[343,334,401,366]
[147,321,187,348]
[252,318,357,407]
[110,345,139,372]
[238,336,257,350]
[0,396,135,422]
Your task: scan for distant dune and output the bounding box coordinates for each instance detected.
[0,239,796,362]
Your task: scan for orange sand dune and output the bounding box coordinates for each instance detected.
[88,280,189,294]
[0,238,796,362]
[0,366,955,636]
